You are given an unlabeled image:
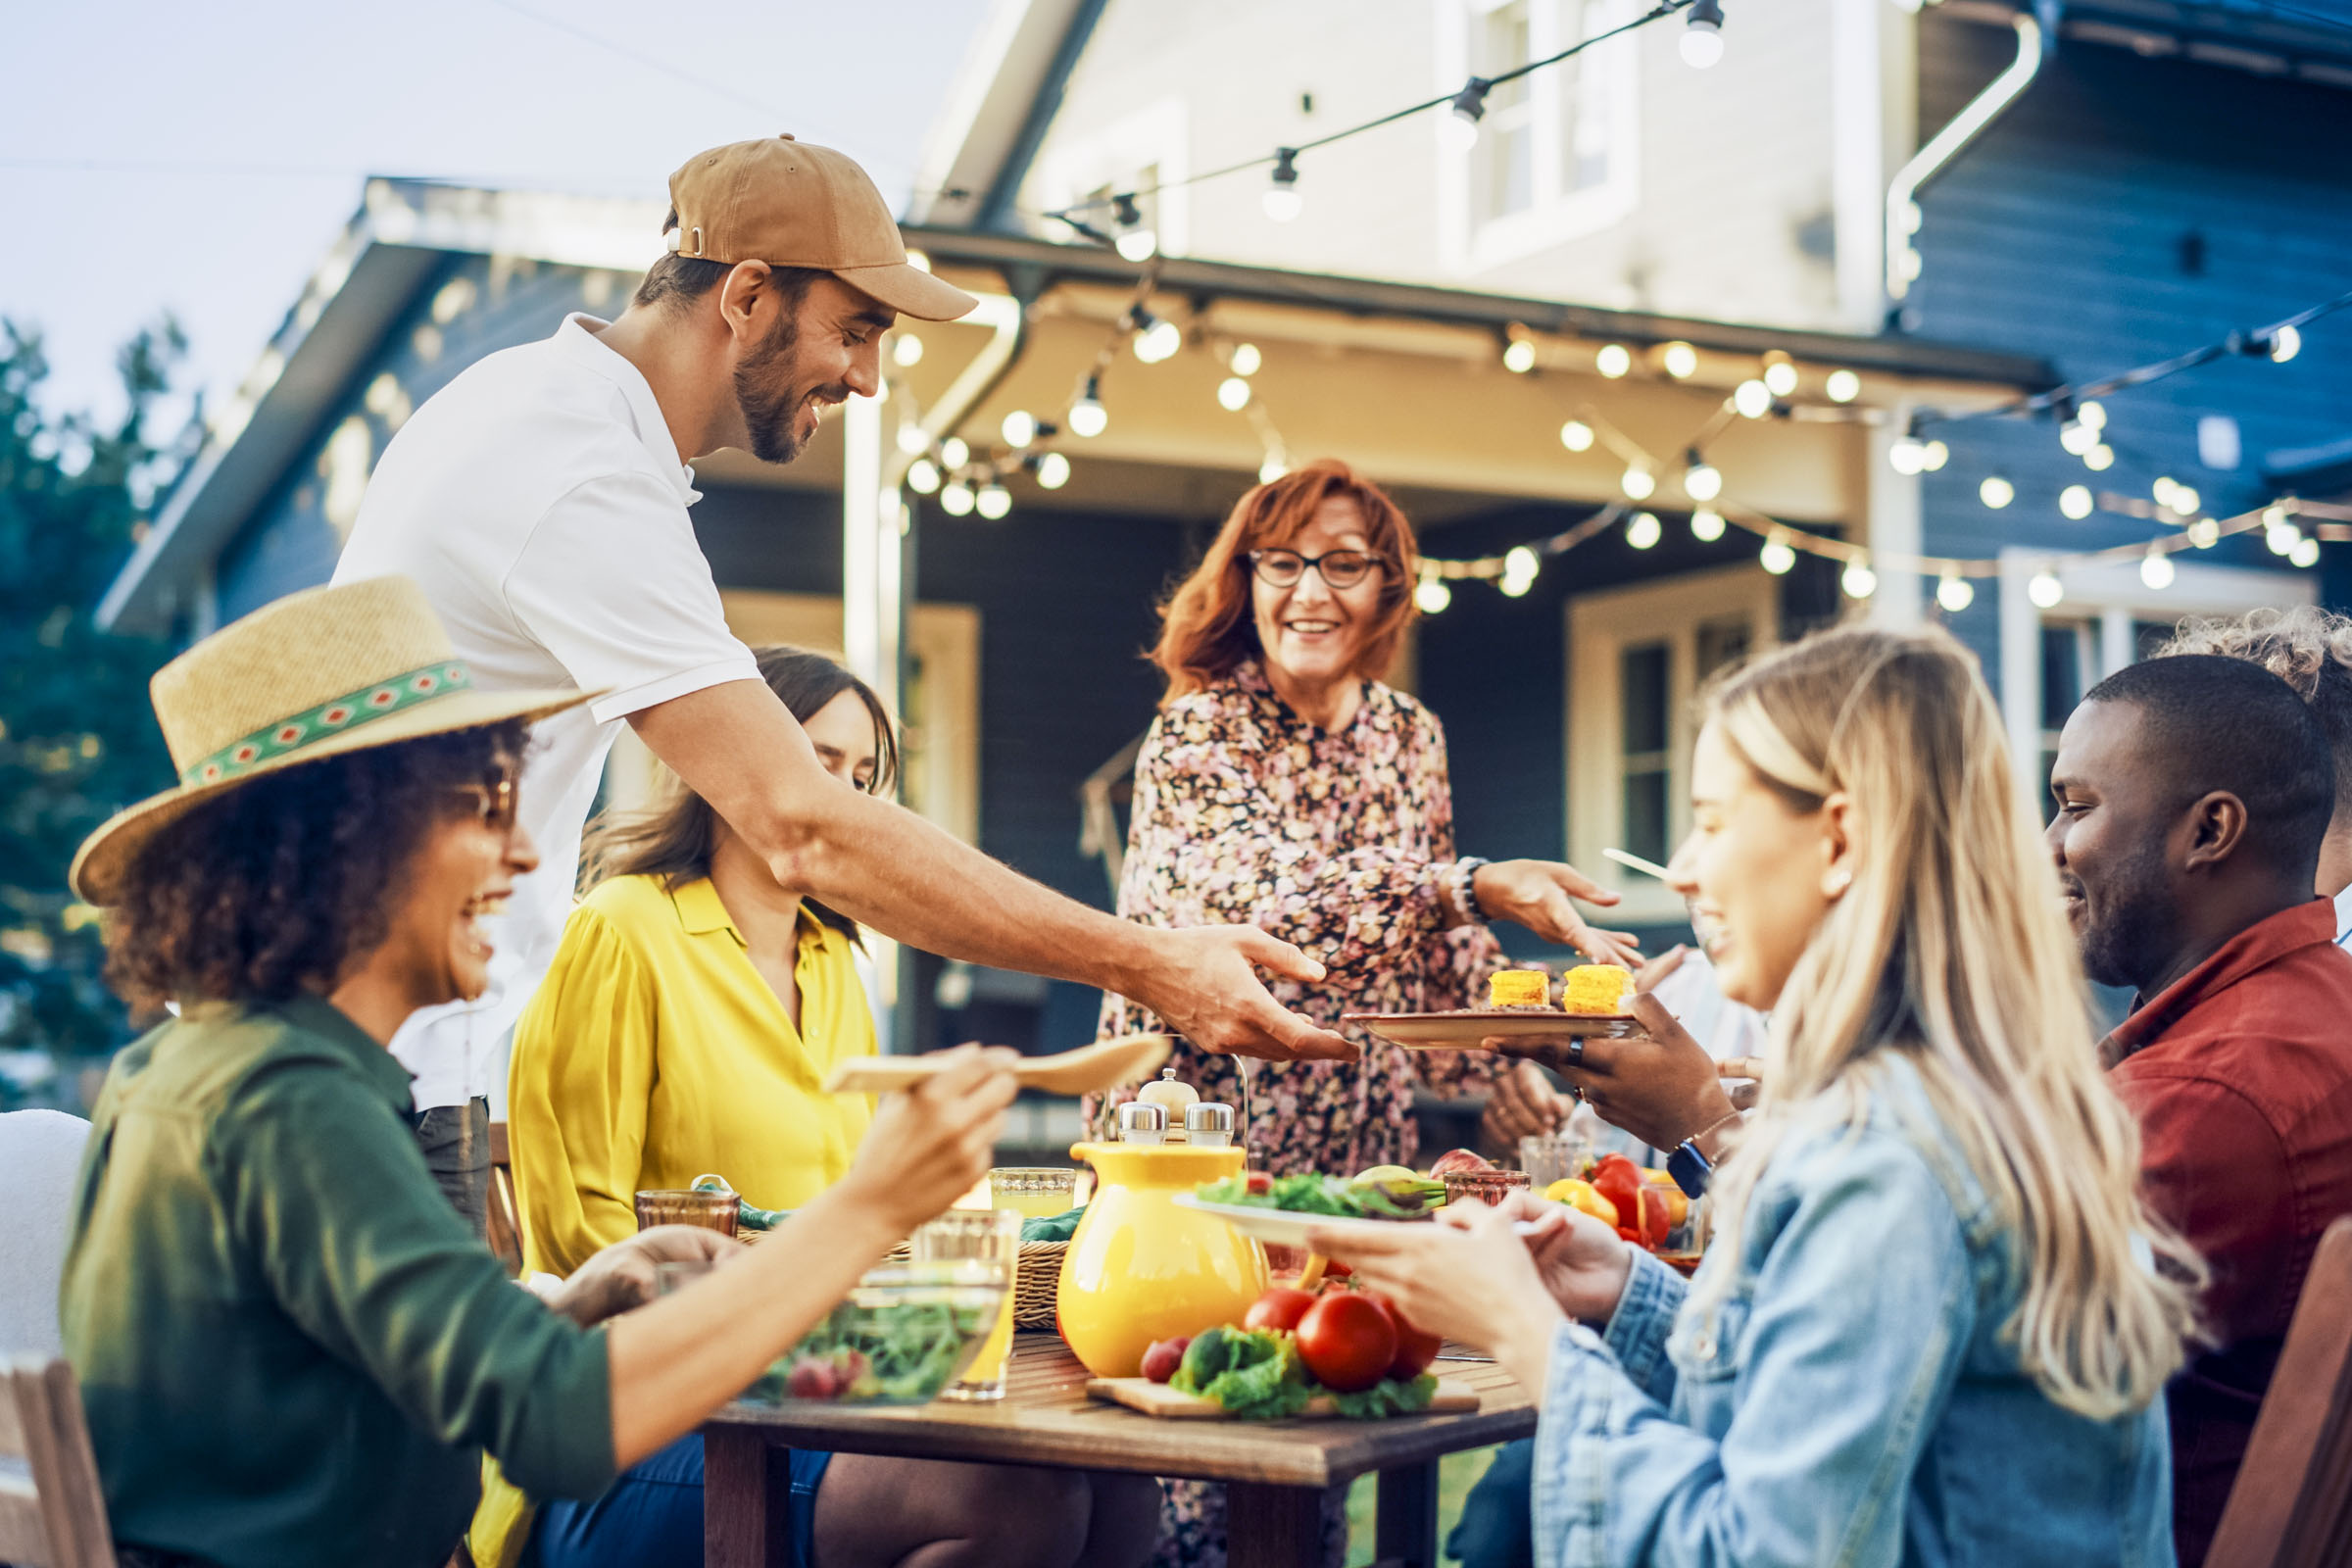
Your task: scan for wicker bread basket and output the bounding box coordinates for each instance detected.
[872,1238,1067,1329]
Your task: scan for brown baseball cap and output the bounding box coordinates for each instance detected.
[665,135,977,322]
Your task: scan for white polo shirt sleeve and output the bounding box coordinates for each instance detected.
[502,469,760,722]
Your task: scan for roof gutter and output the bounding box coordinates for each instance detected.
[1886,1,2058,303]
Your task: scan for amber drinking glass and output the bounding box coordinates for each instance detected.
[634,1189,741,1237]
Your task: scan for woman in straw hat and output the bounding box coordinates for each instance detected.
[55,577,1061,1568]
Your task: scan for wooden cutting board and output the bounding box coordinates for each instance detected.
[1085,1376,1482,1419]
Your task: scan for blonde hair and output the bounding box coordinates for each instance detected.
[1689,625,2200,1420]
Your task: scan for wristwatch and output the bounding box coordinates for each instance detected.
[1666,1137,1713,1200]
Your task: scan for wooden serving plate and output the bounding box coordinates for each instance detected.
[1086,1375,1482,1420]
[1343,1010,1640,1050]
[822,1033,1172,1097]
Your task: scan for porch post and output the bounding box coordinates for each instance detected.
[842,391,906,1041]
[1866,401,1924,628]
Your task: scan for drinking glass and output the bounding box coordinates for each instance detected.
[911,1208,1020,1400]
[989,1166,1079,1219]
[634,1189,740,1237]
[1518,1130,1591,1190]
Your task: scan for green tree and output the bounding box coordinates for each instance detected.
[0,318,189,1106]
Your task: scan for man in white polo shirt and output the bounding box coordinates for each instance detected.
[335,136,1349,1225]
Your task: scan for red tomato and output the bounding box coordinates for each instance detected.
[1592,1155,1643,1246]
[1243,1286,1320,1334]
[1364,1295,1443,1381]
[1296,1291,1397,1393]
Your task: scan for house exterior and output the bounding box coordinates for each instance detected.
[96,0,2352,1054]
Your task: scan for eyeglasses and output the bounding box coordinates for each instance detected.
[1246,548,1388,590]
[451,760,519,834]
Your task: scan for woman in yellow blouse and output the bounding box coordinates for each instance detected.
[501,646,1158,1568]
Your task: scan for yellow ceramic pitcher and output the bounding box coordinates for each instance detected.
[1056,1141,1269,1377]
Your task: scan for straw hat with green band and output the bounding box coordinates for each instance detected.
[72,576,598,906]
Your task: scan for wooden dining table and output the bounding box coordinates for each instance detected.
[703,1332,1537,1568]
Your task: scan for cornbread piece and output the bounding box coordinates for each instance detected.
[1561,963,1633,1015]
[1487,969,1553,1010]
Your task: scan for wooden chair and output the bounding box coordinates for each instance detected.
[2208,1214,2352,1568]
[484,1121,523,1277]
[0,1354,115,1568]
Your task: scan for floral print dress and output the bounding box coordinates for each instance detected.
[1089,664,1507,1567]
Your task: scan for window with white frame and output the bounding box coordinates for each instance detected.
[1438,0,1639,272]
[1567,566,1778,925]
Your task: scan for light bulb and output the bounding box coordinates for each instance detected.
[2270,520,2302,556]
[940,436,969,467]
[940,481,975,516]
[2172,484,2201,515]
[2152,476,2180,507]
[1258,455,1289,484]
[2190,518,2221,548]
[1626,512,1663,550]
[1683,461,1723,502]
[1595,343,1633,378]
[1980,476,2015,509]
[1680,0,1726,69]
[1559,418,1594,452]
[906,458,941,494]
[2140,549,2176,590]
[1069,382,1107,439]
[1230,342,1262,376]
[1502,337,1538,374]
[2084,443,2115,471]
[1826,368,1861,404]
[2060,421,2098,456]
[2271,324,2302,364]
[1217,376,1251,412]
[1622,466,1657,501]
[2059,484,2093,519]
[1443,81,1487,152]
[1035,451,1071,490]
[1936,573,1975,612]
[1762,361,1799,398]
[906,249,932,272]
[1889,438,1927,475]
[2264,503,2291,528]
[2293,535,2322,567]
[1842,559,1878,599]
[1135,318,1183,363]
[1415,576,1452,613]
[1760,536,1797,575]
[1691,508,1726,542]
[1504,545,1540,581]
[1734,379,1773,419]
[1499,568,1535,599]
[2077,400,2106,431]
[1115,226,1158,264]
[2028,570,2065,609]
[975,482,1012,519]
[896,420,930,457]
[1263,150,1303,222]
[1921,440,1949,471]
[892,334,924,368]
[1001,410,1038,448]
[1661,341,1698,379]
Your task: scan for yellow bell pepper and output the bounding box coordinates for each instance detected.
[1544,1177,1619,1230]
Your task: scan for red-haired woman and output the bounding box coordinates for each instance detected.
[1090,459,1638,1174]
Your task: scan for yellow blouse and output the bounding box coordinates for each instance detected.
[507,873,876,1277]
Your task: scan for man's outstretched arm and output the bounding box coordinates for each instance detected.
[629,680,1354,1061]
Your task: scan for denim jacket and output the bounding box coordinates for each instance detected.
[1532,1053,2174,1568]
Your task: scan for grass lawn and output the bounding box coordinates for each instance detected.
[1344,1443,1506,1564]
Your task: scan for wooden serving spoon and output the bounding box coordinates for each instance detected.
[821,1033,1175,1098]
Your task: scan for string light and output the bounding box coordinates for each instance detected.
[1502,330,1539,374]
[2028,569,2065,609]
[2269,513,2303,555]
[1841,556,1878,600]
[2152,476,2179,508]
[2293,535,2322,568]
[2189,517,2221,548]
[2170,483,2201,515]
[1001,410,1039,448]
[1826,368,1861,403]
[1683,456,1723,502]
[1980,476,2014,509]
[1690,508,1726,542]
[1733,379,1773,418]
[1761,354,1798,397]
[1626,511,1663,550]
[2060,420,2099,456]
[941,436,970,467]
[2083,444,2115,471]
[1443,78,1490,151]
[1416,573,1453,613]
[892,334,924,368]
[1111,194,1157,263]
[1069,377,1108,438]
[1622,465,1657,501]
[1500,545,1541,596]
[1936,572,1975,612]
[1132,313,1182,364]
[1259,453,1290,484]
[2078,400,2106,431]
[1559,418,1594,452]
[975,481,1013,519]
[1217,376,1252,412]
[1594,343,1633,378]
[1263,148,1303,222]
[940,479,975,516]
[896,420,930,458]
[2140,547,2176,590]
[1760,533,1797,575]
[906,458,941,494]
[1661,341,1699,379]
[1920,440,1948,471]
[2267,323,2303,364]
[1034,451,1071,490]
[1230,342,1262,376]
[2059,484,2093,519]
[1889,437,1928,475]
[1680,0,1726,68]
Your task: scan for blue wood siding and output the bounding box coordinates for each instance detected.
[1908,15,2352,671]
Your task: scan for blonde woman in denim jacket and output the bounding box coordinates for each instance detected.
[1317,625,2200,1568]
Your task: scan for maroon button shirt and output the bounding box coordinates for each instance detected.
[2104,898,2352,1568]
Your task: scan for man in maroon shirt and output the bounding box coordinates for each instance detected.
[2047,653,2352,1566]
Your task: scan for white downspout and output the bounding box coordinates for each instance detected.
[1885,4,2054,302]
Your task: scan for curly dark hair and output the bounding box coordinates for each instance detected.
[103,720,528,1010]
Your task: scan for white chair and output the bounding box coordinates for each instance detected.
[0,1111,91,1359]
